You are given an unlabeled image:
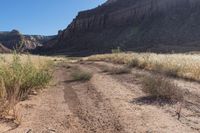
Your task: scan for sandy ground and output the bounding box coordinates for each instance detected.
[0,61,200,133]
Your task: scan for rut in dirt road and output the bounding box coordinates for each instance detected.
[64,81,124,133]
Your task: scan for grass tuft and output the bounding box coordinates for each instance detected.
[127,58,139,68]
[110,67,131,75]
[101,65,131,75]
[71,68,92,81]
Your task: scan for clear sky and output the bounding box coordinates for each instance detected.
[0,0,106,35]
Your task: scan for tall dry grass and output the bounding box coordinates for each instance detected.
[0,53,54,113]
[87,53,200,81]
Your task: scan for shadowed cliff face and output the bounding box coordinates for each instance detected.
[39,0,200,55]
[0,30,55,52]
[0,43,11,53]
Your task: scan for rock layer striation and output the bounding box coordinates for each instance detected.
[37,0,200,54]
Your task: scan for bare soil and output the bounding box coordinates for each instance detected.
[1,61,200,133]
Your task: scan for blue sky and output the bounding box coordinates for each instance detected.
[0,0,106,35]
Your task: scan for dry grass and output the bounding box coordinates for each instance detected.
[0,53,57,115]
[71,68,92,81]
[0,54,65,68]
[142,74,184,101]
[101,65,131,74]
[87,53,200,81]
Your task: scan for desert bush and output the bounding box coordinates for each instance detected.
[0,53,52,107]
[71,68,92,81]
[127,58,139,68]
[141,74,183,101]
[153,63,180,77]
[138,62,148,69]
[163,67,180,77]
[110,67,131,74]
[101,65,131,75]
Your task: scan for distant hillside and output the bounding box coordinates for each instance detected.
[0,30,55,53]
[0,43,11,53]
[36,0,200,55]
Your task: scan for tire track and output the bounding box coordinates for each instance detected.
[81,62,196,133]
[63,69,124,133]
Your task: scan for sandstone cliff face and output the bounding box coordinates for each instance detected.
[0,30,54,52]
[43,0,200,55]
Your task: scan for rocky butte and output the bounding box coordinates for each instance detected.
[0,30,55,52]
[36,0,200,55]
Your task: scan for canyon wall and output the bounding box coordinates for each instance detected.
[39,0,200,55]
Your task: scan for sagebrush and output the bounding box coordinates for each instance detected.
[142,74,184,101]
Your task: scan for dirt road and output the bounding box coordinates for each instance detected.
[1,62,200,133]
